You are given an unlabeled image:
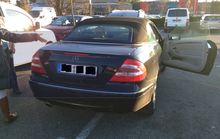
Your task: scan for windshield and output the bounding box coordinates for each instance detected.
[51,16,82,26]
[29,11,41,18]
[64,25,132,43]
[204,16,220,21]
[108,12,138,17]
[168,10,187,17]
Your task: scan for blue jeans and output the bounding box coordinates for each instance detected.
[9,55,18,89]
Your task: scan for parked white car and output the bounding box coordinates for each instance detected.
[0,2,57,66]
[29,7,56,27]
[200,14,220,32]
[164,8,190,32]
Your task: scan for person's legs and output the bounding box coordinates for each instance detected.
[0,90,17,123]
[9,56,21,94]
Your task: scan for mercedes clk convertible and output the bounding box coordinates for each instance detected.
[29,17,217,115]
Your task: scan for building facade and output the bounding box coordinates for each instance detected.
[35,0,132,15]
[133,1,211,15]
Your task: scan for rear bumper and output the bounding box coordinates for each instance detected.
[29,80,154,113]
[164,23,189,30]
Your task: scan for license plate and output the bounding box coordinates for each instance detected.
[57,63,97,76]
[173,20,180,22]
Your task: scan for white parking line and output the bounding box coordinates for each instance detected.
[217,51,220,57]
[17,74,30,80]
[75,112,104,139]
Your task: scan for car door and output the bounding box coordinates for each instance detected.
[161,36,217,75]
[5,9,42,66]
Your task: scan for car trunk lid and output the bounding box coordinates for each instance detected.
[39,41,136,87]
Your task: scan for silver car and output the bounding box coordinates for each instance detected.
[200,14,220,31]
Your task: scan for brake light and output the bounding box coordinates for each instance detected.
[31,51,47,74]
[64,53,89,56]
[186,19,189,23]
[110,59,147,82]
[202,21,208,23]
[165,19,167,23]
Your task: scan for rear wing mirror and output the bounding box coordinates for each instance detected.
[169,35,181,40]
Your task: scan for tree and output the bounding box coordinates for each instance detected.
[104,5,111,15]
[200,0,208,14]
[117,2,129,10]
[29,0,36,3]
[73,0,90,15]
[210,1,220,14]
[131,0,140,4]
[44,0,90,16]
[44,0,72,16]
[16,0,31,12]
[119,0,131,3]
[158,0,167,16]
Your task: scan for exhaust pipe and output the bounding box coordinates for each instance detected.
[45,102,52,107]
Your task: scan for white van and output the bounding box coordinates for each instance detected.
[29,7,56,27]
[164,8,189,32]
[0,2,57,66]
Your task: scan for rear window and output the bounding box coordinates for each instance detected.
[63,25,132,43]
[168,9,187,17]
[51,16,81,26]
[108,12,138,17]
[29,11,40,18]
[204,16,220,20]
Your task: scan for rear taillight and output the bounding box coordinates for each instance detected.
[165,19,167,23]
[31,51,47,74]
[202,21,208,23]
[186,19,189,23]
[110,59,147,82]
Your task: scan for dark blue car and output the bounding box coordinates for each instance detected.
[29,17,217,115]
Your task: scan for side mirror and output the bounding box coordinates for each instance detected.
[35,22,41,30]
[169,35,181,40]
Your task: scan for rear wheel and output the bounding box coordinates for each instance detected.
[139,82,157,115]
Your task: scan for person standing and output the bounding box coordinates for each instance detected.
[0,27,47,123]
[3,41,22,94]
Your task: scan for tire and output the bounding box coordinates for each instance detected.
[139,82,157,115]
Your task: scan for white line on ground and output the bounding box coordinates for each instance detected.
[159,29,163,33]
[75,112,104,139]
[217,51,220,57]
[17,74,30,80]
[57,137,69,139]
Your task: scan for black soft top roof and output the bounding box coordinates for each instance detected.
[75,17,152,44]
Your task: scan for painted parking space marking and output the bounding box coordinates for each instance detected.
[217,51,220,57]
[214,64,220,68]
[75,112,104,139]
[159,29,163,33]
[57,137,69,139]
